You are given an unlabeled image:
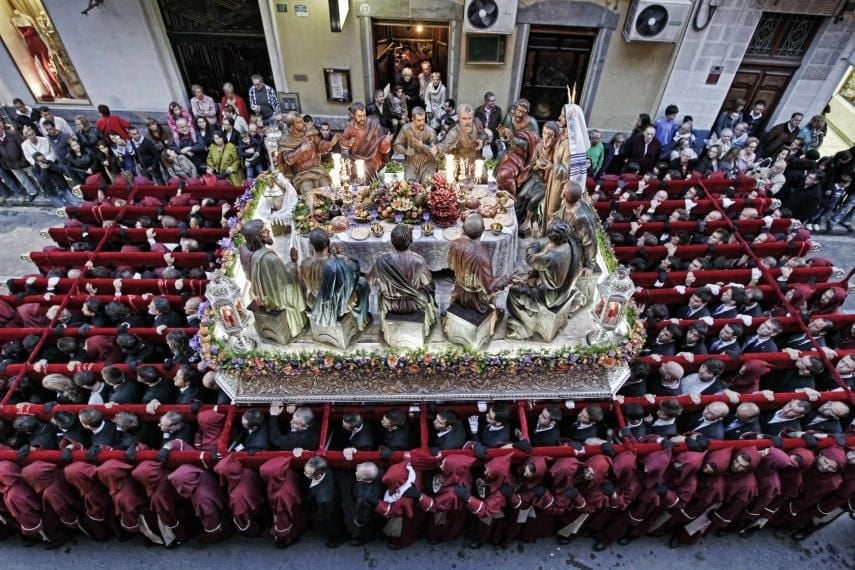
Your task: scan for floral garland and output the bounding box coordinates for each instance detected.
[196,174,647,380]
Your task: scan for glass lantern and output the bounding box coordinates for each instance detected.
[587,265,634,346]
[205,270,255,351]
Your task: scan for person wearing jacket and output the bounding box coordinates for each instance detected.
[206,132,243,186]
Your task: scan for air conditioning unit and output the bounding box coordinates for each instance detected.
[463,0,518,35]
[623,0,693,43]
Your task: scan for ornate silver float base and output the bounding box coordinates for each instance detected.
[215,363,630,404]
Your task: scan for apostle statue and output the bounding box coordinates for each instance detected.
[367,224,436,338]
[506,218,582,340]
[557,181,599,276]
[340,102,393,182]
[447,214,510,314]
[496,98,539,142]
[392,107,437,184]
[496,129,540,198]
[276,112,338,194]
[431,103,488,163]
[300,228,370,331]
[239,219,307,340]
[543,102,589,220]
[516,121,559,237]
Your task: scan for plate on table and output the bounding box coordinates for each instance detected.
[481,195,496,207]
[351,227,370,241]
[471,187,488,199]
[381,221,397,231]
[496,213,515,227]
[443,227,462,241]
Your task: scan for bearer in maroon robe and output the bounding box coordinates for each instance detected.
[22,460,103,541]
[516,455,559,544]
[545,457,587,544]
[96,459,164,544]
[259,456,308,548]
[668,447,731,546]
[776,445,846,530]
[572,455,616,540]
[372,461,424,549]
[131,459,191,546]
[591,447,648,548]
[706,447,761,535]
[757,447,814,527]
[0,459,67,546]
[195,408,226,450]
[64,461,118,540]
[168,464,231,543]
[620,444,675,543]
[457,452,516,549]
[409,454,477,543]
[733,446,798,533]
[214,454,269,537]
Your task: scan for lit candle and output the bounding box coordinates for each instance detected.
[474,159,484,182]
[332,153,342,172]
[355,159,366,183]
[444,154,455,182]
[330,169,342,188]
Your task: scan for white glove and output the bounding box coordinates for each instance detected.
[763,216,774,228]
[707,284,721,296]
[674,285,686,295]
[564,400,576,410]
[684,199,696,212]
[477,401,488,413]
[739,315,753,327]
[47,276,60,289]
[721,197,734,209]
[468,415,480,433]
[750,268,762,282]
[700,316,714,326]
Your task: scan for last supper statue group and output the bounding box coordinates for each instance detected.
[238,95,600,351]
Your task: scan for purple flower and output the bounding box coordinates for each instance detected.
[217,237,233,249]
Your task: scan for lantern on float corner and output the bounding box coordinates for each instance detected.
[587,265,634,346]
[205,270,256,350]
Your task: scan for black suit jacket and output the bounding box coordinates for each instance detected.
[561,421,601,443]
[801,413,843,434]
[709,305,738,319]
[154,311,185,329]
[723,416,760,440]
[175,385,201,404]
[676,305,711,319]
[431,424,467,450]
[707,339,742,358]
[530,424,560,447]
[383,423,413,451]
[29,423,60,450]
[474,104,502,132]
[90,421,118,447]
[476,423,512,448]
[783,333,814,351]
[760,413,803,435]
[142,380,177,404]
[307,472,347,542]
[603,143,626,175]
[625,134,662,174]
[681,415,724,440]
[742,336,778,353]
[109,380,145,404]
[649,421,678,437]
[332,424,375,451]
[269,418,320,451]
[230,424,270,452]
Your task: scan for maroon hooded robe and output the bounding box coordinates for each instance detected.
[96,459,163,544]
[417,454,477,542]
[465,453,516,546]
[258,456,308,546]
[636,448,706,538]
[131,459,191,546]
[778,445,846,530]
[196,409,226,450]
[545,457,587,537]
[517,456,559,543]
[214,454,269,537]
[589,450,641,544]
[734,446,797,531]
[707,447,761,533]
[374,461,424,548]
[64,461,118,539]
[168,464,230,543]
[0,459,65,544]
[22,460,102,541]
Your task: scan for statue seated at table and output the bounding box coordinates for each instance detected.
[495,129,539,199]
[506,218,583,341]
[276,112,337,194]
[240,219,307,344]
[443,214,511,349]
[367,224,436,346]
[300,229,370,348]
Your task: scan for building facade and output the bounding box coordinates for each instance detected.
[0,0,852,138]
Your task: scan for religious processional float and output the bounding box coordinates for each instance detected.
[197,158,644,404]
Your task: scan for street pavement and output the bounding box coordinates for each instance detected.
[0,205,852,569]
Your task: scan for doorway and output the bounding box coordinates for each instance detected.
[371,21,449,93]
[719,12,823,131]
[157,0,274,101]
[520,26,597,125]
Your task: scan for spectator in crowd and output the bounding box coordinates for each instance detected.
[602,133,627,175]
[248,75,281,124]
[587,129,604,176]
[127,126,161,183]
[31,151,78,206]
[423,72,446,127]
[161,147,198,182]
[0,119,39,201]
[38,106,74,137]
[744,100,766,137]
[190,84,218,125]
[220,82,249,121]
[11,97,37,130]
[713,99,744,136]
[167,101,193,134]
[95,105,130,140]
[626,125,661,174]
[474,91,502,158]
[762,113,803,158]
